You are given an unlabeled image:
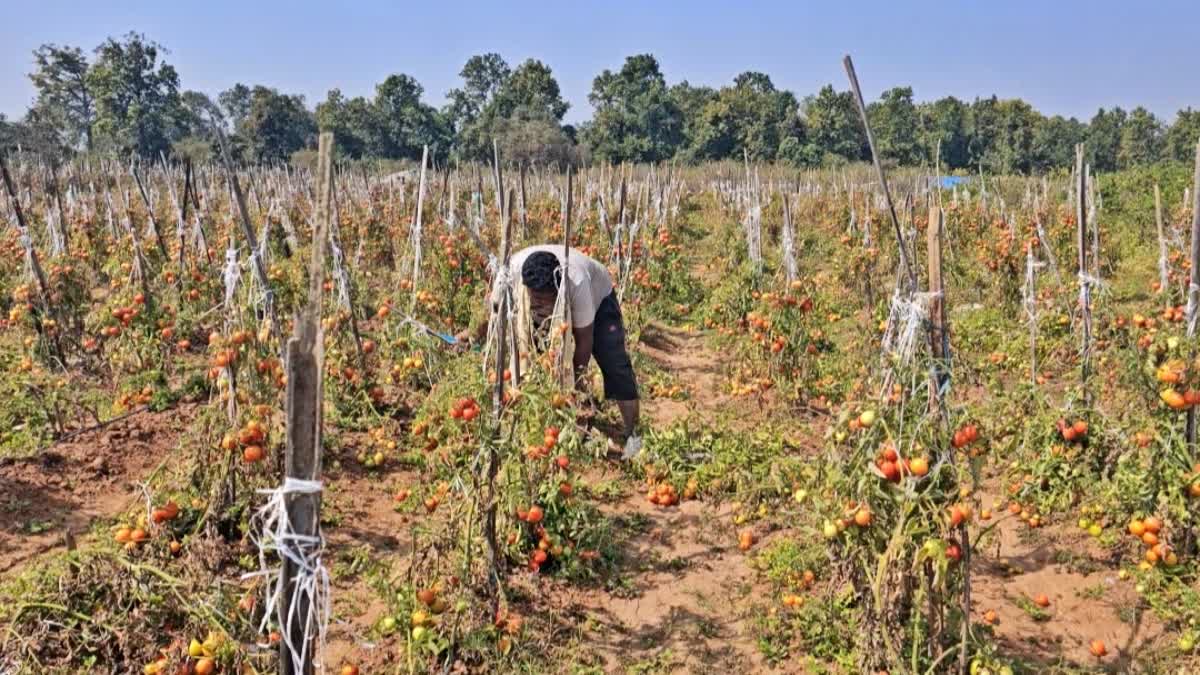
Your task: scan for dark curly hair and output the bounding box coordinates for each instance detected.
[521,251,562,292]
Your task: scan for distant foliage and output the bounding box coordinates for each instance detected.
[13,36,1200,173]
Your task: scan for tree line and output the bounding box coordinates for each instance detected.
[3,32,1198,173]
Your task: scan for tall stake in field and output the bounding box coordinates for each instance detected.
[1155,184,1169,296]
[781,193,797,283]
[217,136,285,359]
[278,132,332,675]
[557,166,573,387]
[408,145,429,314]
[1074,144,1092,401]
[519,162,528,240]
[1024,246,1041,386]
[926,203,968,674]
[132,165,169,258]
[0,153,64,365]
[927,205,948,413]
[843,55,917,293]
[1185,139,1200,450]
[482,191,515,608]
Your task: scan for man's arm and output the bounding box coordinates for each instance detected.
[454,319,489,346]
[571,323,594,390]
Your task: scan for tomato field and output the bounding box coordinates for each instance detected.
[1,129,1200,675]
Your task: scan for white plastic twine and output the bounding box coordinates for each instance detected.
[48,209,65,257]
[329,237,351,310]
[244,478,331,674]
[1077,272,1107,318]
[879,290,941,400]
[1023,255,1046,324]
[1186,282,1200,337]
[482,262,517,372]
[222,246,241,307]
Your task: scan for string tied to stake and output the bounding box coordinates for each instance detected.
[244,477,330,674]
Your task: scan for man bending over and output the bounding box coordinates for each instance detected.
[457,245,641,458]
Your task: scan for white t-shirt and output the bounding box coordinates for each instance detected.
[504,245,613,327]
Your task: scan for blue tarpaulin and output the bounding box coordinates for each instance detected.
[939,176,969,189]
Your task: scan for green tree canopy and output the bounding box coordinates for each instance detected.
[235,86,316,163]
[688,72,803,163]
[583,54,683,163]
[29,44,95,151]
[918,97,969,169]
[1118,106,1165,167]
[1086,107,1126,172]
[1165,108,1200,163]
[801,85,865,163]
[446,54,570,162]
[86,33,185,157]
[868,87,922,166]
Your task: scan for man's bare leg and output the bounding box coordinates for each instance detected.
[615,399,642,459]
[615,399,639,439]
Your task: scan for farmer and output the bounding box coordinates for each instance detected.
[456,245,642,458]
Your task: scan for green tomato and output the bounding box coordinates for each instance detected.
[411,626,427,641]
[822,522,838,540]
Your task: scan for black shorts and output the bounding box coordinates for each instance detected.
[592,292,639,401]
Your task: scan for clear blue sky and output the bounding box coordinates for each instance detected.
[3,0,1197,124]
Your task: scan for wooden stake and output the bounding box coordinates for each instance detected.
[843,54,917,292]
[1185,139,1200,450]
[1075,144,1091,397]
[278,132,331,675]
[1156,184,1169,296]
[927,204,947,412]
[131,165,169,258]
[559,166,573,387]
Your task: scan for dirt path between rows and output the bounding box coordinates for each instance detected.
[0,404,199,575]
[566,322,780,674]
[971,486,1165,670]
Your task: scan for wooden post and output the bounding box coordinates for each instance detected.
[278,133,332,675]
[131,165,169,258]
[1155,184,1169,296]
[482,184,514,605]
[1185,139,1200,450]
[843,54,917,292]
[493,140,505,238]
[506,189,521,385]
[1075,144,1091,397]
[0,153,63,363]
[46,164,71,254]
[559,166,573,386]
[519,162,528,240]
[222,158,284,357]
[781,193,797,283]
[1025,246,1039,386]
[927,204,947,412]
[409,145,429,288]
